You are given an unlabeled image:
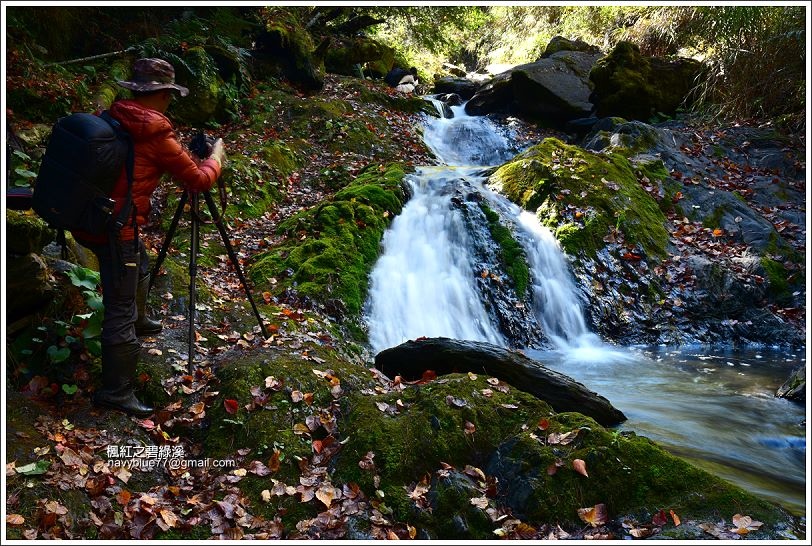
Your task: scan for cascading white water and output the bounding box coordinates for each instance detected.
[366,101,597,353]
[366,168,505,352]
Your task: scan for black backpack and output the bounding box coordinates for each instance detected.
[32,111,135,254]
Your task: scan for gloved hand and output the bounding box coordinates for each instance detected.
[210,138,226,168]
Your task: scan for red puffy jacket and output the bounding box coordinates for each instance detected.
[73,99,221,244]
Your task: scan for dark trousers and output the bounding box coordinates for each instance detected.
[85,238,149,346]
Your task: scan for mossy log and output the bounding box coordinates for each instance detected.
[375,337,626,426]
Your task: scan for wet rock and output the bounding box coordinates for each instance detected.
[375,337,626,426]
[452,183,546,348]
[776,365,805,403]
[432,76,479,100]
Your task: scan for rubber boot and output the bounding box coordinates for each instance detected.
[134,274,162,336]
[93,342,154,417]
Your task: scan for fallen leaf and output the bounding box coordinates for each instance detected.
[572,458,589,477]
[159,508,179,528]
[470,496,489,509]
[577,503,608,527]
[6,514,24,525]
[538,418,550,430]
[315,484,338,508]
[268,449,282,472]
[116,490,132,506]
[731,514,763,535]
[652,509,667,526]
[670,509,681,526]
[291,390,303,403]
[223,399,239,415]
[464,421,476,435]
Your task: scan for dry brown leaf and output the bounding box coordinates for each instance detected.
[6,514,24,525]
[159,508,179,528]
[572,458,589,477]
[315,484,338,508]
[577,503,608,527]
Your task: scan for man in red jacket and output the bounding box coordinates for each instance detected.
[74,58,226,417]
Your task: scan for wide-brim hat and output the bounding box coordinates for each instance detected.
[117,58,189,97]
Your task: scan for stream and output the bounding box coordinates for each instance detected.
[364,100,806,515]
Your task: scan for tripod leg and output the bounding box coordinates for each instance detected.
[148,191,189,294]
[202,191,269,338]
[188,192,200,373]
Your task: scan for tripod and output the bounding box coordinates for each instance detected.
[148,190,268,372]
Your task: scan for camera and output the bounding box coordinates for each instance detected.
[189,132,216,159]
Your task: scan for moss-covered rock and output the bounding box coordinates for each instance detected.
[171,46,227,125]
[325,36,394,77]
[330,373,794,536]
[6,210,54,255]
[249,164,409,319]
[478,202,530,298]
[255,10,323,91]
[488,137,668,260]
[589,41,704,120]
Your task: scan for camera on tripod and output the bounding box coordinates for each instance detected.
[189,132,216,160]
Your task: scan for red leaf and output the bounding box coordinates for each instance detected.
[538,418,550,430]
[224,399,239,415]
[652,509,668,526]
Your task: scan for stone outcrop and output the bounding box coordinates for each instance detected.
[589,41,704,120]
[465,50,602,125]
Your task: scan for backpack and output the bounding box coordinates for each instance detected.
[31,111,135,254]
[384,67,409,88]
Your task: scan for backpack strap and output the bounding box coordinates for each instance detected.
[99,110,138,281]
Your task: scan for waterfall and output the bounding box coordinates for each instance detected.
[365,101,599,353]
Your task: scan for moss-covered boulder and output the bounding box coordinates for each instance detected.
[7,210,54,255]
[332,373,796,538]
[589,41,704,120]
[325,36,394,77]
[254,12,323,91]
[250,164,409,320]
[540,35,601,58]
[488,137,668,260]
[171,46,227,125]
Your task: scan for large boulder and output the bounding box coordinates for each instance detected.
[589,41,704,120]
[540,35,601,58]
[172,46,228,125]
[465,51,602,125]
[325,36,394,77]
[253,18,324,91]
[375,337,626,426]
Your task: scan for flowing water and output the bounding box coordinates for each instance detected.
[364,100,807,515]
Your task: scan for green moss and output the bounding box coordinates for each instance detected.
[760,257,791,303]
[250,164,408,318]
[6,210,55,255]
[499,413,789,528]
[335,374,554,520]
[478,202,530,298]
[489,138,668,260]
[702,205,728,229]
